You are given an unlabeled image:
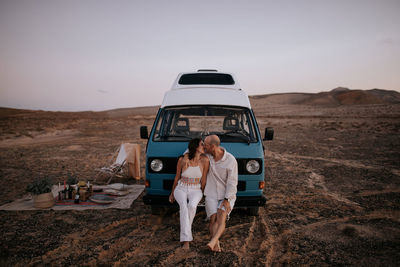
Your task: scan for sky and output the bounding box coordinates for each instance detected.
[0,0,399,111]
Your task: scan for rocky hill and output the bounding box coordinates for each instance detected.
[250,88,400,105]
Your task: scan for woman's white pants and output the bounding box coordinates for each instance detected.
[174,184,203,242]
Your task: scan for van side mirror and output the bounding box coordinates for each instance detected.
[264,127,274,141]
[140,126,149,139]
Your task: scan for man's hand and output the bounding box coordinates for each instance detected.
[222,199,231,214]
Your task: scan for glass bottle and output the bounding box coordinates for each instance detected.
[68,185,73,199]
[74,186,80,204]
[66,184,70,200]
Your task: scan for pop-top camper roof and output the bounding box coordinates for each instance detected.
[161,70,251,108]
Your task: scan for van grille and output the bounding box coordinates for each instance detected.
[237,181,246,191]
[237,158,263,175]
[148,157,180,174]
[163,180,174,190]
[148,157,262,175]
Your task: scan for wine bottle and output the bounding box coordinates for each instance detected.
[64,180,67,199]
[68,185,73,199]
[74,186,80,204]
[66,184,70,200]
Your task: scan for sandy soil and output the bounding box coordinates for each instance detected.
[0,103,399,266]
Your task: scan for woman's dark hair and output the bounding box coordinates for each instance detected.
[188,138,201,160]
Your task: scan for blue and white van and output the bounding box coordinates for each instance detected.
[140,70,274,215]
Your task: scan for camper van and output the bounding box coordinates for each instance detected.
[140,70,273,215]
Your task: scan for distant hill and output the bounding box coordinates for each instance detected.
[1,88,399,117]
[100,106,159,118]
[249,88,400,105]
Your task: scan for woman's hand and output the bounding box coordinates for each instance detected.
[222,199,231,214]
[169,193,175,203]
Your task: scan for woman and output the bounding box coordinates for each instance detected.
[169,138,209,250]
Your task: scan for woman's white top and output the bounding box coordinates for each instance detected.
[178,166,202,188]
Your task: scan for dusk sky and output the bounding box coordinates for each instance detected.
[1,0,399,111]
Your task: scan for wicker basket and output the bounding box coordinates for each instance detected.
[33,192,55,209]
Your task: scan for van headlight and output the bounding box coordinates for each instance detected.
[150,159,163,172]
[246,160,260,174]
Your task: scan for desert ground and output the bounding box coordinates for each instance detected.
[0,98,399,266]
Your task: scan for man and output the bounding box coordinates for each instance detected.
[203,135,238,252]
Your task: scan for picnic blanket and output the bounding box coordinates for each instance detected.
[0,184,145,211]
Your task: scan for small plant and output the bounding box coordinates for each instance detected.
[26,177,53,195]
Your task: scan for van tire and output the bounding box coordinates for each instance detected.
[247,207,259,216]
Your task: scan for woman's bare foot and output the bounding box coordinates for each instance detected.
[214,241,221,252]
[182,241,190,250]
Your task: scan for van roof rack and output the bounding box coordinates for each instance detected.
[197,69,218,72]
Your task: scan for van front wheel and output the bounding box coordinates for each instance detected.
[247,207,259,216]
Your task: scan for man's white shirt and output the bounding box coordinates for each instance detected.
[204,147,238,201]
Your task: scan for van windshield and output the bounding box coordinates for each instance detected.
[153,106,258,143]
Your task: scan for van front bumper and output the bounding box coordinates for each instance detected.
[143,193,266,207]
[235,195,266,207]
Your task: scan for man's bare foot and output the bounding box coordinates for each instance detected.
[207,240,221,252]
[207,241,215,251]
[182,242,190,250]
